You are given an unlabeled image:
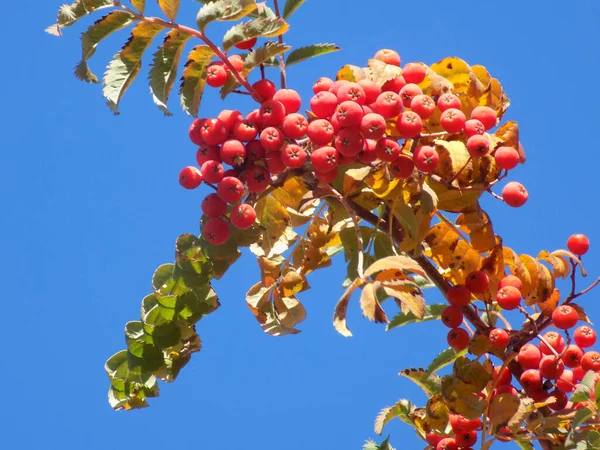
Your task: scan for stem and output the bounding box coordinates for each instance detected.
[114,3,262,103]
[272,0,287,89]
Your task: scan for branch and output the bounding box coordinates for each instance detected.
[272,0,287,89]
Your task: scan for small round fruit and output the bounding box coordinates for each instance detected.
[227,54,244,72]
[373,92,403,118]
[206,64,228,87]
[259,100,286,127]
[374,49,401,66]
[436,438,458,450]
[489,328,510,349]
[455,430,477,449]
[567,234,590,256]
[307,119,335,145]
[494,146,520,170]
[201,118,228,145]
[410,94,436,119]
[496,286,521,310]
[203,217,230,246]
[335,101,364,128]
[179,166,203,189]
[357,79,381,104]
[389,155,414,179]
[220,139,246,166]
[310,146,339,173]
[282,113,308,139]
[562,345,584,368]
[498,275,522,291]
[335,128,364,157]
[310,91,338,118]
[518,344,542,370]
[260,126,285,152]
[556,370,575,393]
[234,36,257,50]
[442,305,464,328]
[399,83,423,108]
[196,145,222,166]
[581,351,600,372]
[440,108,466,134]
[539,355,565,379]
[447,285,471,307]
[202,193,227,218]
[232,120,258,142]
[413,145,439,173]
[502,182,528,207]
[552,305,579,330]
[360,113,387,140]
[494,366,512,386]
[230,204,256,230]
[402,62,427,84]
[336,82,367,105]
[471,106,497,130]
[466,134,490,157]
[437,93,461,112]
[313,77,333,94]
[574,326,597,348]
[519,369,542,390]
[375,138,402,162]
[464,119,485,137]
[201,160,225,183]
[273,89,302,114]
[281,144,307,169]
[244,165,270,192]
[447,327,470,351]
[396,110,423,138]
[264,151,286,175]
[539,331,565,355]
[465,271,489,294]
[381,75,406,93]
[189,118,206,146]
[217,176,245,203]
[252,79,277,102]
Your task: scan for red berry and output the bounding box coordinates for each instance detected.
[496,286,521,310]
[548,390,568,410]
[374,49,401,66]
[227,54,244,72]
[217,109,243,134]
[315,167,339,183]
[335,101,364,128]
[307,119,335,145]
[203,217,230,246]
[437,93,461,112]
[540,331,566,355]
[447,327,470,351]
[574,326,597,348]
[376,138,402,162]
[494,366,512,386]
[455,430,477,449]
[201,193,227,218]
[426,433,444,447]
[390,155,414,179]
[201,118,228,145]
[447,285,472,307]
[311,146,339,173]
[399,83,423,108]
[234,36,257,50]
[466,134,490,158]
[201,160,225,183]
[413,145,439,173]
[360,113,387,140]
[449,414,482,431]
[357,79,381,104]
[402,62,427,84]
[260,126,285,152]
[230,203,256,230]
[335,128,364,157]
[440,108,466,134]
[220,139,246,166]
[502,182,528,207]
[464,119,485,137]
[281,144,307,169]
[313,77,333,94]
[310,91,338,119]
[338,152,357,166]
[494,384,518,397]
[253,79,277,102]
[336,82,366,105]
[396,110,423,138]
[243,165,270,192]
[178,166,203,189]
[381,75,406,93]
[518,344,542,370]
[442,305,463,328]
[567,234,590,256]
[189,118,206,146]
[465,271,489,294]
[552,305,579,330]
[282,113,308,139]
[581,351,600,372]
[556,370,575,393]
[471,106,497,130]
[520,369,542,390]
[539,355,565,379]
[489,328,510,349]
[245,140,265,162]
[562,345,585,368]
[573,365,586,381]
[206,64,228,87]
[498,275,522,291]
[328,80,350,96]
[196,145,222,165]
[358,139,378,164]
[232,120,258,142]
[273,89,302,114]
[246,108,262,128]
[217,176,245,203]
[373,92,403,118]
[436,438,458,450]
[410,94,436,119]
[494,146,520,170]
[265,151,286,175]
[259,100,286,127]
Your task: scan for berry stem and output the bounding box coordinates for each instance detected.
[112,2,263,103]
[272,0,287,89]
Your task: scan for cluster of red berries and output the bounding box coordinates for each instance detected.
[180,49,531,246]
[431,234,592,449]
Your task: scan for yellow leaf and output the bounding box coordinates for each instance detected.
[257,255,283,287]
[251,196,293,257]
[336,64,364,82]
[503,246,532,298]
[519,254,555,305]
[280,269,308,296]
[425,394,449,431]
[456,207,496,252]
[434,140,472,184]
[537,250,570,279]
[274,293,306,329]
[489,393,521,429]
[539,289,561,317]
[430,57,472,95]
[479,241,505,301]
[245,282,271,322]
[364,255,427,278]
[271,176,309,210]
[333,279,361,337]
[343,166,371,196]
[495,121,520,150]
[427,178,485,213]
[364,58,403,85]
[360,282,388,323]
[551,249,587,277]
[383,286,425,319]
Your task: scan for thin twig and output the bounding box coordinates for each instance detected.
[272,0,287,89]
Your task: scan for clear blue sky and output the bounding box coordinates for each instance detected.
[1,1,600,449]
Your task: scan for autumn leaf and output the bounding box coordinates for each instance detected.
[364,255,427,279]
[360,282,388,323]
[333,279,362,337]
[488,393,521,430]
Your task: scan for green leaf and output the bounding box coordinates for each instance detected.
[514,440,535,450]
[152,264,176,295]
[399,368,442,396]
[53,0,114,30]
[222,17,288,52]
[285,43,340,66]
[130,0,145,13]
[243,42,290,75]
[282,0,305,19]
[149,30,192,115]
[573,406,593,428]
[76,11,137,83]
[158,0,181,21]
[392,203,419,242]
[198,235,241,279]
[386,303,445,330]
[571,370,597,403]
[103,21,165,114]
[179,45,215,117]
[374,399,415,435]
[363,437,395,450]
[196,0,258,31]
[219,72,240,100]
[427,347,467,375]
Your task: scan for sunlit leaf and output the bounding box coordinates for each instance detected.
[400,369,442,397]
[488,393,520,430]
[285,43,341,66]
[158,0,181,21]
[130,0,145,13]
[196,0,258,31]
[333,279,361,337]
[386,304,445,330]
[427,347,467,375]
[364,255,427,278]
[54,0,113,30]
[178,45,215,117]
[360,283,388,323]
[223,17,288,52]
[374,399,416,435]
[243,42,290,75]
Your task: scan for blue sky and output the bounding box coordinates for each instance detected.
[1,1,600,449]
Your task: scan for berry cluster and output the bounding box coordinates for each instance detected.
[179,49,529,246]
[432,234,593,449]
